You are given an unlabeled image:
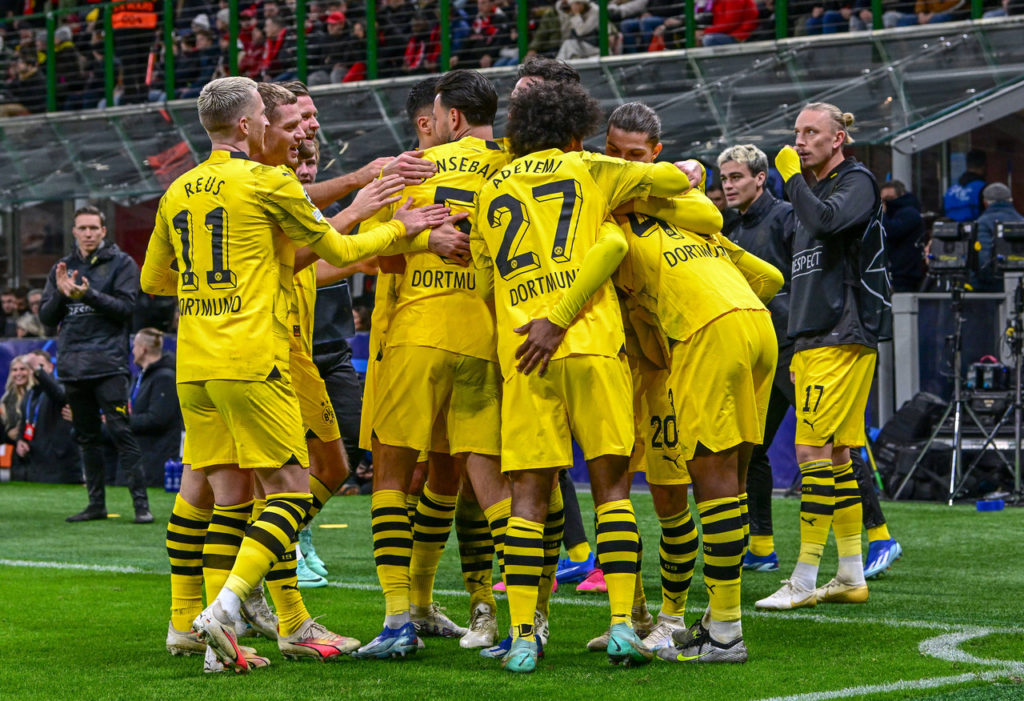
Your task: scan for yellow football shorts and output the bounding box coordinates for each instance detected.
[669,309,777,461]
[501,354,634,471]
[358,328,384,453]
[373,344,500,456]
[179,376,308,470]
[290,349,342,443]
[629,357,689,485]
[791,343,877,448]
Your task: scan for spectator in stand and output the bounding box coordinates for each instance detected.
[309,11,365,84]
[556,0,602,60]
[527,3,566,57]
[944,149,987,222]
[984,0,1019,16]
[2,46,46,116]
[128,327,182,486]
[2,288,20,336]
[703,0,761,45]
[174,33,202,93]
[622,0,680,53]
[39,205,152,523]
[403,11,440,73]
[177,28,220,98]
[260,12,297,80]
[896,0,964,24]
[805,1,853,33]
[880,180,925,293]
[240,23,266,79]
[750,0,778,40]
[378,0,415,77]
[460,0,514,68]
[16,315,45,338]
[51,25,85,110]
[974,183,1023,293]
[2,356,34,475]
[15,350,82,484]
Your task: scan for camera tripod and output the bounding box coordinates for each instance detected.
[892,279,1014,504]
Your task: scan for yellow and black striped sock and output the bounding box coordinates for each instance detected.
[304,474,334,525]
[265,539,309,637]
[203,500,253,602]
[658,507,698,618]
[372,489,413,616]
[167,494,212,632]
[410,486,457,609]
[536,486,564,619]
[504,516,544,641]
[406,493,420,522]
[698,497,745,626]
[832,460,863,559]
[633,536,646,612]
[455,495,495,611]
[224,493,312,607]
[484,497,511,579]
[738,492,750,556]
[247,497,267,529]
[596,499,640,626]
[798,458,835,566]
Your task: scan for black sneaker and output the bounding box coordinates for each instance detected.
[134,508,154,524]
[67,506,107,522]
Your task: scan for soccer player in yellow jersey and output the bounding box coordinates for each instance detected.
[472,81,693,673]
[598,103,784,663]
[141,76,438,674]
[357,69,515,660]
[584,102,724,653]
[756,104,881,612]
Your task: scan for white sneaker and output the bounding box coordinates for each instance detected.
[166,621,205,656]
[203,644,270,673]
[641,613,685,651]
[460,603,497,649]
[240,585,278,640]
[755,579,817,610]
[586,628,610,652]
[278,617,360,660]
[192,600,248,673]
[633,604,655,638]
[534,609,549,646]
[411,602,468,638]
[814,577,869,604]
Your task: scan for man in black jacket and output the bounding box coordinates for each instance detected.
[39,205,152,523]
[719,143,794,574]
[129,327,182,487]
[880,180,925,292]
[757,103,881,611]
[15,350,82,484]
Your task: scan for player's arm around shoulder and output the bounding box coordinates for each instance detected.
[717,233,784,303]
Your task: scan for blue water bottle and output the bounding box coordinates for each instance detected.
[164,459,182,493]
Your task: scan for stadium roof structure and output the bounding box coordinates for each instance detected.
[0,16,1021,207]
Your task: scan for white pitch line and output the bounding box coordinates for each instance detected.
[758,670,1021,701]
[0,559,144,573]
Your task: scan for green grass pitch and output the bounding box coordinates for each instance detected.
[0,482,1022,700]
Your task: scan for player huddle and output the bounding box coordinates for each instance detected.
[144,57,885,675]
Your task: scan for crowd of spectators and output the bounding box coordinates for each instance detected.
[0,0,1018,115]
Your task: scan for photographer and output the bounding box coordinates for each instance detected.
[39,205,152,524]
[129,328,182,486]
[15,350,81,484]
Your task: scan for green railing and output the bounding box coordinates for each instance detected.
[0,0,1006,115]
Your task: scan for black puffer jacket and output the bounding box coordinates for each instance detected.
[130,353,182,486]
[39,242,140,381]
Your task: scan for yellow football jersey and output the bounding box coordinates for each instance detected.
[384,136,509,361]
[291,263,317,356]
[142,150,402,382]
[473,149,682,371]
[615,207,766,344]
